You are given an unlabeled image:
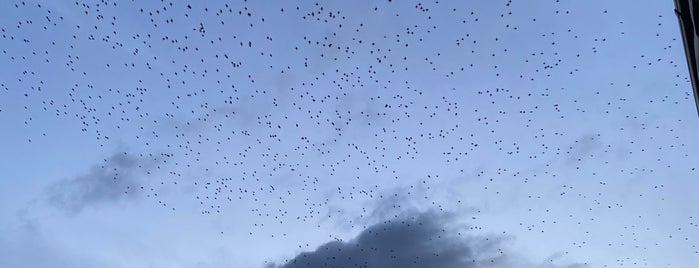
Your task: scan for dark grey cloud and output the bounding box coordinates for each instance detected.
[270,211,584,268]
[45,151,160,214]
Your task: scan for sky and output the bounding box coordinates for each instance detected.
[1,0,699,267]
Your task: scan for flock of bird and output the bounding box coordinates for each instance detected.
[1,0,698,267]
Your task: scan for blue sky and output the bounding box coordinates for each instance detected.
[1,0,699,267]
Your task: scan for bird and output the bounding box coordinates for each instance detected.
[0,0,696,267]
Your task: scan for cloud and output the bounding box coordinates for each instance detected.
[45,151,159,214]
[270,211,584,268]
[565,134,602,166]
[0,220,113,268]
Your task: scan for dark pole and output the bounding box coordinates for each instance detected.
[674,0,699,116]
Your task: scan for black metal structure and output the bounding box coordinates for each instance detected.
[675,0,699,116]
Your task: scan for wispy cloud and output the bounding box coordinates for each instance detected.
[565,134,602,166]
[45,151,160,215]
